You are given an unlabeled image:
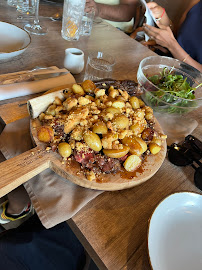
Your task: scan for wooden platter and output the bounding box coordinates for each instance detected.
[0,89,167,197]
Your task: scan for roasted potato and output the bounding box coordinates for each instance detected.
[130,122,145,135]
[129,96,140,109]
[46,104,56,116]
[105,107,121,115]
[123,155,142,172]
[112,100,125,109]
[37,126,54,143]
[103,145,130,158]
[83,130,102,151]
[72,84,85,95]
[122,136,147,156]
[58,142,72,158]
[81,80,96,93]
[93,121,108,134]
[112,115,129,129]
[149,143,161,155]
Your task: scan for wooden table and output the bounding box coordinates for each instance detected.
[0,2,201,269]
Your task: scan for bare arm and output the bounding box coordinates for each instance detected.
[143,22,202,72]
[85,0,138,22]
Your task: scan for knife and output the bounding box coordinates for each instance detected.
[0,71,69,85]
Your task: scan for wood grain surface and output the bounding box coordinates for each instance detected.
[0,2,201,270]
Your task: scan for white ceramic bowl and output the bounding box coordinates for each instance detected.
[148,192,202,270]
[0,21,31,61]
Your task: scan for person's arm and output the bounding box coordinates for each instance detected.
[85,0,138,22]
[143,22,202,72]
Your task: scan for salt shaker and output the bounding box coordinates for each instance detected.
[64,48,84,74]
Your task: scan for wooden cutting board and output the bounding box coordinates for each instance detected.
[0,90,167,197]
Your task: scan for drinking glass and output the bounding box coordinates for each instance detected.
[80,11,95,36]
[61,0,85,41]
[17,0,35,15]
[7,0,17,6]
[24,0,47,35]
[84,51,115,81]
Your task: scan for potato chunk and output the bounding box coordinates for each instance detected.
[149,143,161,155]
[112,115,129,129]
[83,130,102,151]
[123,155,142,172]
[58,142,72,158]
[37,126,54,143]
[129,96,140,109]
[72,84,85,95]
[93,121,108,134]
[122,136,147,156]
[81,80,96,93]
[63,97,78,111]
[112,100,125,109]
[105,107,121,115]
[103,145,130,158]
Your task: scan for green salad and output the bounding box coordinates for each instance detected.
[144,67,201,114]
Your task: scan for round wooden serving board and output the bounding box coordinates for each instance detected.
[30,118,166,191]
[0,89,167,197]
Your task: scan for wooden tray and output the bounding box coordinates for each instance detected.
[0,89,167,197]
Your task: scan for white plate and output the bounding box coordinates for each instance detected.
[148,192,202,270]
[0,21,31,61]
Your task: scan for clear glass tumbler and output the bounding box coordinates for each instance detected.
[61,0,86,41]
[80,11,95,36]
[84,51,115,81]
[7,0,17,6]
[17,0,35,15]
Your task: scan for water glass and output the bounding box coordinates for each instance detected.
[80,11,94,36]
[7,0,17,6]
[61,0,86,41]
[16,0,35,15]
[84,51,115,81]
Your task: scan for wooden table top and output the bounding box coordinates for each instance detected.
[0,2,201,270]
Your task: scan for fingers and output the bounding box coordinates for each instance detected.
[143,24,159,35]
[147,2,158,9]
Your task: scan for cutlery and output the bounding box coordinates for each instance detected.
[0,70,69,85]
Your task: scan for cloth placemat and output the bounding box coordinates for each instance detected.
[0,118,103,228]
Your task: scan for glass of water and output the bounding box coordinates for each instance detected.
[84,51,115,81]
[61,0,85,41]
[80,11,95,36]
[17,0,35,15]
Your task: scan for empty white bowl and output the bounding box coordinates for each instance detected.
[0,21,31,61]
[148,192,202,270]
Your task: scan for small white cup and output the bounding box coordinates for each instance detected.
[64,48,84,74]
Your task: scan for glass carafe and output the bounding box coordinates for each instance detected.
[61,0,85,41]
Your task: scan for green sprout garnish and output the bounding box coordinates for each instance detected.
[145,67,201,114]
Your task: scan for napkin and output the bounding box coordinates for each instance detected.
[0,67,75,101]
[0,118,103,229]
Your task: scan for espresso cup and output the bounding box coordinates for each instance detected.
[64,48,84,74]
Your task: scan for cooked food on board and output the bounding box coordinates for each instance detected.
[35,79,166,181]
